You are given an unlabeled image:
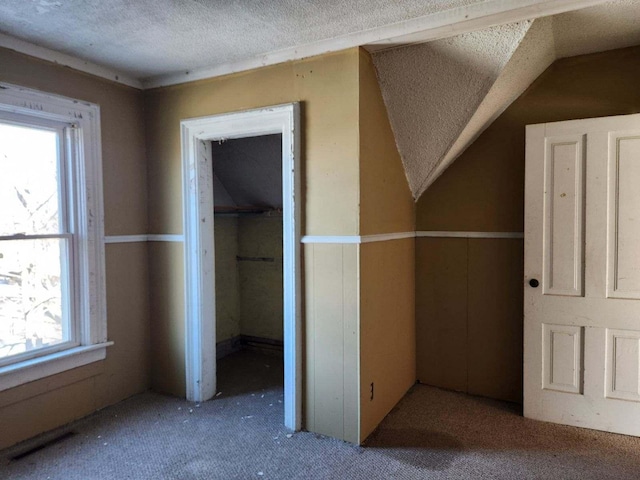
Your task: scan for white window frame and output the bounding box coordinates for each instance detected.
[0,82,111,391]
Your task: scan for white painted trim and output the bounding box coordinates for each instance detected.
[106,231,524,245]
[0,0,604,89]
[360,232,416,243]
[104,235,148,244]
[103,234,185,243]
[416,231,524,239]
[0,342,113,392]
[301,232,416,244]
[147,234,184,243]
[143,0,607,88]
[181,104,302,431]
[0,33,142,89]
[364,0,607,51]
[0,81,108,371]
[301,235,362,244]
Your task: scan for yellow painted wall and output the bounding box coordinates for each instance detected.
[145,50,360,236]
[148,241,185,397]
[358,51,415,236]
[304,243,359,443]
[415,46,640,403]
[415,238,523,401]
[238,216,284,341]
[214,215,284,345]
[144,49,362,440]
[214,217,240,343]
[0,48,150,449]
[358,50,416,441]
[359,240,415,440]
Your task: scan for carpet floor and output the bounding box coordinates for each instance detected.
[2,350,640,479]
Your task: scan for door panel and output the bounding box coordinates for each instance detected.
[542,323,583,394]
[606,329,640,402]
[525,113,640,437]
[543,135,585,297]
[607,132,640,299]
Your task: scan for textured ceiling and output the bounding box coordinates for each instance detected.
[373,0,640,199]
[553,0,640,58]
[372,21,534,198]
[1,1,636,202]
[0,0,482,81]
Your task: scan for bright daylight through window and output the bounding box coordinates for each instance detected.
[0,120,71,364]
[0,83,108,390]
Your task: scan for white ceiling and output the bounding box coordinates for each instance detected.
[373,20,536,198]
[0,0,482,82]
[553,0,640,58]
[0,0,614,87]
[373,0,640,199]
[0,0,636,200]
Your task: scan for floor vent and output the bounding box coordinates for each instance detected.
[11,431,76,461]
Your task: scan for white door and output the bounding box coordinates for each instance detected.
[524,113,640,436]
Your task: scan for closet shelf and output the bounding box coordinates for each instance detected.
[214,206,282,216]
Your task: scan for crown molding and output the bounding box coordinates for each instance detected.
[0,0,606,90]
[143,0,606,88]
[0,33,143,89]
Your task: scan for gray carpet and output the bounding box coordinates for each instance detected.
[2,350,640,479]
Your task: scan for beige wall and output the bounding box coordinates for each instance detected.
[415,46,640,403]
[415,238,523,401]
[358,50,416,441]
[0,48,150,449]
[145,49,362,441]
[214,215,284,345]
[359,51,415,236]
[238,216,283,341]
[148,241,185,397]
[145,50,360,236]
[214,217,241,343]
[304,243,359,443]
[360,240,415,439]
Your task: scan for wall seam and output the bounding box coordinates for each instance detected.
[465,238,470,394]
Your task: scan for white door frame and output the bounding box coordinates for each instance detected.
[180,103,301,430]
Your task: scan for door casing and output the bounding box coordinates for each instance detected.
[180,103,302,430]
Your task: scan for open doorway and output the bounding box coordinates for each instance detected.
[212,134,285,415]
[180,104,301,430]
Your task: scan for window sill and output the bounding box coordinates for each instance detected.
[0,342,114,392]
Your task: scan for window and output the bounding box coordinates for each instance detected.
[0,83,109,391]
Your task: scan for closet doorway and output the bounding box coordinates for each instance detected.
[180,104,301,430]
[212,134,285,420]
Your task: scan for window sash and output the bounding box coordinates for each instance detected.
[0,233,77,367]
[0,233,72,241]
[0,114,71,237]
[0,82,108,391]
[0,121,78,368]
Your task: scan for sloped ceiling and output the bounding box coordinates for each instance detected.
[0,0,635,201]
[371,21,536,199]
[553,0,640,58]
[371,0,640,200]
[211,135,282,210]
[424,17,556,194]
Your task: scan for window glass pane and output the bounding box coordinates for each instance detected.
[0,238,70,360]
[0,122,61,235]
